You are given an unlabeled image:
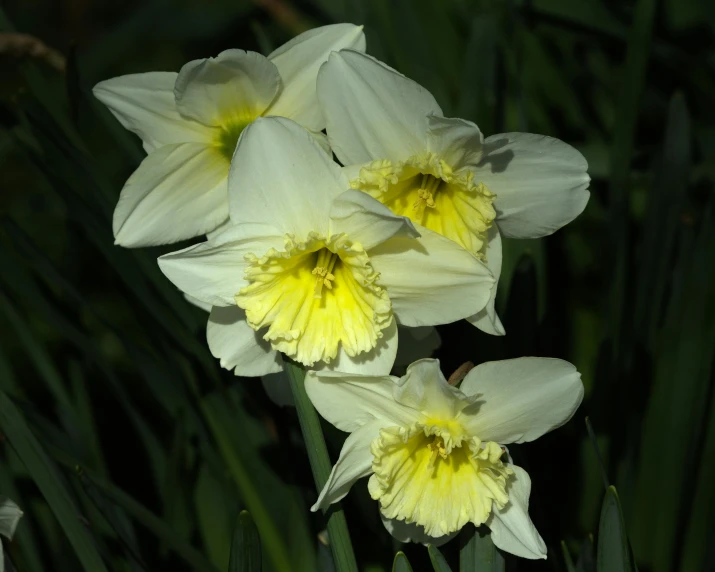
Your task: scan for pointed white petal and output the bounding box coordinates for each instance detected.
[93,72,214,152]
[426,115,484,170]
[260,371,294,407]
[207,305,282,377]
[305,367,416,434]
[266,24,366,131]
[318,50,442,165]
[392,359,467,420]
[369,226,494,327]
[459,357,583,444]
[380,515,458,547]
[113,143,228,247]
[184,293,211,312]
[158,222,284,307]
[330,190,419,250]
[466,227,504,335]
[318,319,398,376]
[174,50,280,126]
[476,133,590,239]
[311,420,384,511]
[488,466,547,559]
[228,117,346,238]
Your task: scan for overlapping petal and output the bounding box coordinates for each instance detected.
[158,222,284,307]
[318,50,442,165]
[476,133,590,238]
[266,23,366,131]
[311,420,386,510]
[426,115,484,170]
[466,227,504,335]
[369,227,494,327]
[329,190,419,251]
[488,466,547,559]
[459,357,583,444]
[392,359,468,420]
[305,368,416,433]
[93,72,214,152]
[113,143,228,247]
[207,305,283,377]
[174,50,281,126]
[228,117,347,238]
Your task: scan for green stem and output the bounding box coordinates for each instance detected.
[285,362,358,572]
[459,525,504,572]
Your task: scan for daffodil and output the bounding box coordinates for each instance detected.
[317,50,590,335]
[93,24,365,247]
[158,117,494,375]
[306,357,583,558]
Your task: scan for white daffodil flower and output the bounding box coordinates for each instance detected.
[158,117,494,375]
[317,50,590,336]
[93,24,365,248]
[306,357,583,559]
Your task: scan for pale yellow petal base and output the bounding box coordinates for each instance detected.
[236,233,392,366]
[368,423,512,538]
[350,154,496,259]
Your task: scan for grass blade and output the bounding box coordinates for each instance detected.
[392,551,413,572]
[597,487,634,572]
[427,545,452,572]
[229,510,261,572]
[459,525,504,571]
[0,389,108,572]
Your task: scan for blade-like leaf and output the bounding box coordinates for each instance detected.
[428,545,452,572]
[0,389,109,572]
[392,551,413,572]
[597,487,634,572]
[229,511,261,572]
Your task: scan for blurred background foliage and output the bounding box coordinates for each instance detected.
[0,0,714,570]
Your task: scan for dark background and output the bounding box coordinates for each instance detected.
[0,0,714,571]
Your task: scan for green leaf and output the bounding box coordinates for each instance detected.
[459,526,504,571]
[561,540,576,572]
[0,389,109,572]
[392,551,413,572]
[427,545,452,572]
[597,487,634,572]
[229,511,261,572]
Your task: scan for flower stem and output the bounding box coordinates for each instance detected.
[285,361,358,572]
[459,525,504,571]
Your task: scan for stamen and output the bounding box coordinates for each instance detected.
[312,249,338,298]
[427,435,448,468]
[412,175,441,211]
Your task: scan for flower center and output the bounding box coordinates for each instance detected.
[350,153,497,259]
[368,422,512,538]
[236,233,393,367]
[215,118,252,161]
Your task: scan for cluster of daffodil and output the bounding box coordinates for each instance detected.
[95,23,589,560]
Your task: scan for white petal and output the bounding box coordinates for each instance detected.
[488,466,546,559]
[260,371,294,407]
[369,226,495,327]
[311,420,384,511]
[184,293,211,312]
[318,318,398,376]
[158,222,284,307]
[266,24,366,131]
[305,367,417,434]
[459,357,583,444]
[228,117,346,238]
[426,115,484,170]
[380,515,458,547]
[207,305,282,377]
[329,190,419,250]
[174,50,281,126]
[475,133,590,239]
[113,143,228,247]
[318,50,442,165]
[392,359,467,420]
[465,227,504,335]
[93,72,214,152]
